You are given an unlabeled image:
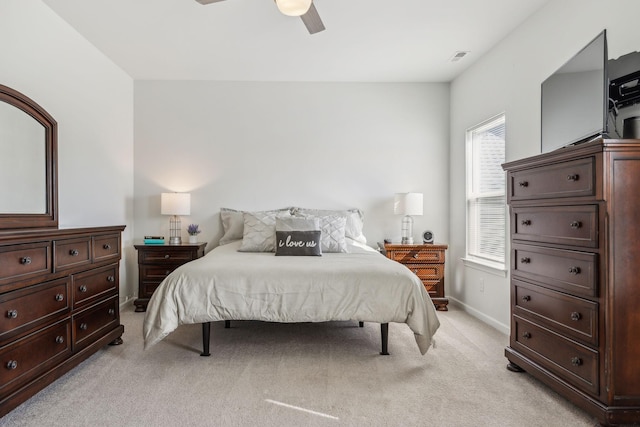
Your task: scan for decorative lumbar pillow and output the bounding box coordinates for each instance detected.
[239,210,291,252]
[275,230,322,256]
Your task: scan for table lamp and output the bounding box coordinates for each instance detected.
[161,192,191,244]
[394,192,423,244]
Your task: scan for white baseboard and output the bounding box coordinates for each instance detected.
[447,297,510,336]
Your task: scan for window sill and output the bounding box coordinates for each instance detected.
[461,258,507,277]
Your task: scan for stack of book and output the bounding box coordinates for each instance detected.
[144,235,165,245]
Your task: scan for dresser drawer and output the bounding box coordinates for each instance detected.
[93,234,121,263]
[512,244,597,297]
[140,249,197,264]
[0,242,51,285]
[513,316,598,395]
[387,248,444,264]
[54,237,91,271]
[73,297,119,350]
[513,279,598,346]
[0,319,72,396]
[509,157,595,201]
[0,278,69,342]
[512,205,598,248]
[72,264,118,308]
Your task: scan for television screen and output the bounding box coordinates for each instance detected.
[541,30,608,153]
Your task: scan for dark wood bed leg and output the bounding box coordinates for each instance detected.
[225,320,230,329]
[200,322,211,357]
[380,323,389,355]
[359,321,364,327]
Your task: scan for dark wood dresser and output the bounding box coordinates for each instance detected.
[503,139,640,426]
[0,225,125,417]
[384,243,448,310]
[134,242,206,312]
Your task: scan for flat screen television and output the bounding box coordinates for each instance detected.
[541,30,609,153]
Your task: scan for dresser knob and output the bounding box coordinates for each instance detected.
[107,275,115,282]
[20,256,32,265]
[570,312,581,321]
[80,323,88,331]
[522,332,531,339]
[165,270,171,275]
[412,253,419,259]
[520,257,531,264]
[521,219,531,226]
[103,243,111,250]
[568,266,581,275]
[518,181,528,187]
[164,254,170,259]
[521,295,531,302]
[567,174,579,181]
[55,336,64,344]
[412,269,419,274]
[55,293,64,302]
[69,249,79,256]
[6,309,18,319]
[570,221,582,229]
[108,308,115,316]
[571,357,582,366]
[6,360,18,370]
[79,285,88,293]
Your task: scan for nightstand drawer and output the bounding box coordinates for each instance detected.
[54,237,91,271]
[508,157,596,201]
[140,250,196,264]
[512,244,597,297]
[387,249,444,264]
[513,316,598,395]
[513,279,597,346]
[404,264,443,282]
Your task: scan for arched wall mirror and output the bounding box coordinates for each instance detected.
[0,84,57,229]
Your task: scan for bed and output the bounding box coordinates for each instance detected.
[143,208,440,356]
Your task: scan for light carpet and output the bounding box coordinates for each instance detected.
[1,304,601,427]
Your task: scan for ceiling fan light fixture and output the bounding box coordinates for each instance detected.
[275,0,312,17]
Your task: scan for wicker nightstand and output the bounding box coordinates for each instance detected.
[384,243,449,311]
[133,242,206,312]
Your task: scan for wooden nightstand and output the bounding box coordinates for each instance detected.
[133,242,206,312]
[384,243,449,311]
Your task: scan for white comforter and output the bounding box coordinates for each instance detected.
[143,240,440,354]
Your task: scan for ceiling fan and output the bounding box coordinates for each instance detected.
[195,0,325,34]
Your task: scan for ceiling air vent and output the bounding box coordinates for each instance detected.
[450,51,469,62]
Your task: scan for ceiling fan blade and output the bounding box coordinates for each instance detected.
[301,3,325,34]
[195,0,225,4]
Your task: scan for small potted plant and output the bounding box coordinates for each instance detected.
[187,224,201,244]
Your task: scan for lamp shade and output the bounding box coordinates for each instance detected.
[394,193,423,216]
[161,193,191,216]
[275,0,312,16]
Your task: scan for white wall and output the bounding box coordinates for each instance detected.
[134,81,450,251]
[449,0,640,332]
[0,0,135,304]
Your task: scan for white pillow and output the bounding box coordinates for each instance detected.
[219,207,290,246]
[275,216,319,232]
[239,210,291,252]
[298,214,347,253]
[293,208,366,244]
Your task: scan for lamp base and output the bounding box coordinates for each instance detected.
[401,237,414,245]
[169,236,182,245]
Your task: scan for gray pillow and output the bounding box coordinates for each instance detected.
[275,230,322,256]
[239,210,291,252]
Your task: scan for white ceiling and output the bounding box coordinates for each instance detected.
[43,0,550,82]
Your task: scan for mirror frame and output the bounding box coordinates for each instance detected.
[0,84,58,230]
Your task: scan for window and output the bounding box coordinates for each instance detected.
[466,114,506,269]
